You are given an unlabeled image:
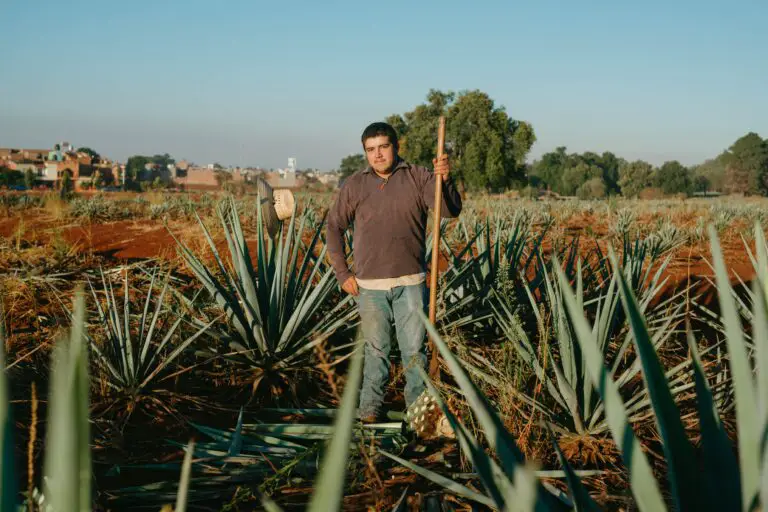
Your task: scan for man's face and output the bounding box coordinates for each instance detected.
[363,135,396,174]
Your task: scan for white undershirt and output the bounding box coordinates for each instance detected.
[355,272,426,290]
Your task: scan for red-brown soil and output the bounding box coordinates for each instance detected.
[1,210,758,294]
[61,220,179,260]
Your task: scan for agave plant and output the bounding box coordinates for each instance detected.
[489,234,692,438]
[170,195,358,396]
[542,223,768,511]
[711,203,737,233]
[718,227,768,324]
[385,222,768,511]
[109,341,377,511]
[381,311,593,511]
[611,207,636,239]
[66,267,217,417]
[2,288,197,512]
[645,220,688,257]
[435,214,551,335]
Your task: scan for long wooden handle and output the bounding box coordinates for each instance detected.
[428,116,445,380]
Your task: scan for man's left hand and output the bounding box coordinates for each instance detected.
[433,154,450,178]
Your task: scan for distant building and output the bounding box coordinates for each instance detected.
[14,162,44,174]
[1,142,119,190]
[175,166,218,189]
[264,171,300,188]
[318,172,340,187]
[0,148,50,162]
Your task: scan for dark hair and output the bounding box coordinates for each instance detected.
[361,122,398,149]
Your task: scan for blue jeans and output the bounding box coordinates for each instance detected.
[356,283,428,418]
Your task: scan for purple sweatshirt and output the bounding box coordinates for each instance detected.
[326,158,463,285]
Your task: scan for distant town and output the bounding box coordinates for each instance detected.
[0,142,341,192]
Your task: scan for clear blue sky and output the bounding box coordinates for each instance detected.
[1,0,766,170]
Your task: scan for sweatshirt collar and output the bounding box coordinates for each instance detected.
[363,157,408,177]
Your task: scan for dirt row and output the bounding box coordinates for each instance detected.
[0,211,758,296]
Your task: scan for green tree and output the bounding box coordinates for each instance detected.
[691,155,728,193]
[151,153,175,168]
[92,171,104,190]
[653,160,692,195]
[598,151,622,194]
[60,171,74,199]
[24,169,36,189]
[386,89,454,169]
[560,162,602,196]
[125,155,151,190]
[0,169,23,187]
[387,89,535,192]
[721,132,768,195]
[618,160,655,198]
[338,154,367,180]
[724,163,751,195]
[577,177,607,199]
[76,147,100,163]
[530,147,568,191]
[692,174,710,193]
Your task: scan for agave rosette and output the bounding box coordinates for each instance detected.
[170,195,358,394]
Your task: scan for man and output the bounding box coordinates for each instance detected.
[326,121,463,422]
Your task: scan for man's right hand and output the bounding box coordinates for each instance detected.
[342,276,359,296]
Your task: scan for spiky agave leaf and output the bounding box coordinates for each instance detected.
[173,439,195,512]
[392,366,544,510]
[42,287,92,512]
[686,323,741,510]
[1,299,19,512]
[709,225,760,510]
[305,338,364,512]
[709,223,768,511]
[751,223,768,512]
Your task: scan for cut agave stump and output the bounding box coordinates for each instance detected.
[257,178,295,238]
[405,391,455,440]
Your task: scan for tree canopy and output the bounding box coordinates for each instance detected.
[386,89,535,192]
[530,148,623,196]
[76,147,100,162]
[338,154,367,180]
[337,93,764,198]
[150,153,175,168]
[721,132,768,195]
[618,160,654,198]
[653,161,692,195]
